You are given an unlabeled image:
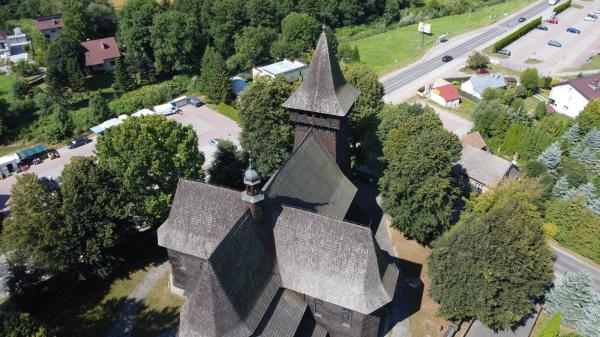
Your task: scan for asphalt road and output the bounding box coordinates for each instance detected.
[552,244,600,294]
[382,0,551,95]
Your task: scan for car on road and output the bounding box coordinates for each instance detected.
[208,139,219,146]
[441,55,453,62]
[67,135,91,149]
[48,149,60,160]
[567,27,581,34]
[548,40,562,47]
[518,17,526,22]
[496,49,511,56]
[188,96,203,107]
[536,24,549,30]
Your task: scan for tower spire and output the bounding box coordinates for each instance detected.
[242,156,264,222]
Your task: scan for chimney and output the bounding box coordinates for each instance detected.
[241,158,264,222]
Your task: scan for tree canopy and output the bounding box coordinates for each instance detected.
[577,99,600,133]
[207,140,246,190]
[198,47,232,103]
[118,0,161,68]
[239,77,295,177]
[95,115,205,227]
[428,179,554,329]
[45,32,84,94]
[271,12,320,59]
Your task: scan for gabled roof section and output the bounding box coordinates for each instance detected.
[34,15,63,31]
[81,37,120,66]
[282,31,360,117]
[461,132,487,150]
[469,73,506,94]
[264,129,357,220]
[435,84,460,101]
[553,73,600,100]
[252,289,307,337]
[457,144,514,187]
[273,206,398,314]
[179,212,281,337]
[157,180,246,259]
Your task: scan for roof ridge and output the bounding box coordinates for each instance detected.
[280,204,370,230]
[180,178,243,194]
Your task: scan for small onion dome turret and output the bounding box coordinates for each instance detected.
[244,158,261,186]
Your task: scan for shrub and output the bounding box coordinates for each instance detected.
[526,160,547,177]
[553,0,571,14]
[216,103,240,122]
[501,123,553,160]
[492,17,542,52]
[108,77,188,115]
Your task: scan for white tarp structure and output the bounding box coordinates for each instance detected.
[0,153,20,174]
[154,103,175,115]
[132,108,156,117]
[90,117,124,134]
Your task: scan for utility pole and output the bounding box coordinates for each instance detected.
[467,7,472,28]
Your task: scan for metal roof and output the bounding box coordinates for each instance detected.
[17,144,48,159]
[469,73,506,94]
[257,59,307,76]
[282,31,360,117]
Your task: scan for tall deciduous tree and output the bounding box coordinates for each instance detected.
[95,115,204,227]
[466,51,489,69]
[473,99,510,139]
[577,99,600,133]
[61,0,88,41]
[228,26,277,72]
[85,1,117,39]
[150,10,203,74]
[207,0,246,57]
[520,68,540,95]
[118,0,160,70]
[271,12,320,59]
[239,77,295,177]
[199,46,232,103]
[45,104,73,142]
[45,32,83,95]
[207,140,246,190]
[428,179,554,329]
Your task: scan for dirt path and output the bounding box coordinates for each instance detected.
[105,261,170,337]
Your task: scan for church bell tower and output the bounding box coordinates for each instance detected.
[282,27,360,176]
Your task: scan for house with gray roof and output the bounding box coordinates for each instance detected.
[460,73,507,99]
[158,29,399,337]
[456,144,518,193]
[252,59,308,82]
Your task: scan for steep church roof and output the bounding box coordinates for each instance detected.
[273,206,398,314]
[282,30,360,117]
[264,129,357,220]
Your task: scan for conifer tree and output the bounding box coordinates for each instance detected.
[199,46,232,103]
[583,128,600,152]
[350,46,361,63]
[66,58,84,92]
[538,142,562,172]
[112,57,136,94]
[88,92,112,124]
[553,176,576,200]
[562,123,581,145]
[545,272,600,337]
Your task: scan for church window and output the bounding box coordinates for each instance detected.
[314,299,323,317]
[342,309,352,327]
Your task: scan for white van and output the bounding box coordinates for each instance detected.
[548,0,558,5]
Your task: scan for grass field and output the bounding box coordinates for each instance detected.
[339,0,535,74]
[568,55,600,72]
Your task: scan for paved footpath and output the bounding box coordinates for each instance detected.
[105,261,170,337]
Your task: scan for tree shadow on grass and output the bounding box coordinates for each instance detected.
[132,305,181,337]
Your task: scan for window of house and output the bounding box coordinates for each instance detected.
[314,299,323,317]
[341,309,352,328]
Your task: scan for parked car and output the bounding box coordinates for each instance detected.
[32,158,42,165]
[475,68,489,74]
[595,9,600,14]
[67,135,91,149]
[496,49,511,56]
[587,13,598,19]
[518,17,527,22]
[548,40,562,47]
[188,96,203,107]
[208,139,219,146]
[441,55,453,62]
[536,24,549,30]
[547,17,558,24]
[48,149,60,160]
[567,27,581,34]
[584,14,596,21]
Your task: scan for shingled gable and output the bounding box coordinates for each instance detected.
[179,212,281,337]
[157,180,246,259]
[282,30,360,117]
[273,206,399,314]
[264,129,357,220]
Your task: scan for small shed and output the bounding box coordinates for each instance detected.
[0,153,20,174]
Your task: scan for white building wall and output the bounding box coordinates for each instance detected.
[460,80,481,99]
[252,67,307,82]
[549,84,589,118]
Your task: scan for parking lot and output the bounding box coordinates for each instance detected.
[499,1,600,73]
[0,105,240,211]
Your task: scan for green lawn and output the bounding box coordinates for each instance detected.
[567,55,600,72]
[340,0,535,74]
[530,309,577,337]
[524,96,542,112]
[0,73,16,102]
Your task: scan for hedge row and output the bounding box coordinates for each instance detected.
[108,77,189,115]
[492,16,542,52]
[553,0,571,14]
[501,123,553,160]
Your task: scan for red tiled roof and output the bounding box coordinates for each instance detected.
[434,84,461,102]
[81,37,121,66]
[35,15,63,31]
[461,132,487,150]
[553,73,600,100]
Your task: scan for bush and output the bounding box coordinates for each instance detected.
[466,51,489,70]
[501,123,553,160]
[216,103,240,122]
[553,0,571,14]
[492,17,542,52]
[539,76,553,90]
[108,77,188,115]
[526,160,547,177]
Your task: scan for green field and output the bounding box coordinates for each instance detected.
[339,0,534,74]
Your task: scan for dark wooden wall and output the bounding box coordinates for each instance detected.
[304,294,380,337]
[167,249,205,296]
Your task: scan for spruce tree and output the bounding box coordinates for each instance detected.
[583,128,600,152]
[538,142,562,172]
[545,272,600,337]
[66,58,85,92]
[350,46,361,63]
[562,123,581,146]
[88,92,112,124]
[112,57,135,94]
[553,176,573,200]
[199,46,232,103]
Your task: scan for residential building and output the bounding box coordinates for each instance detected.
[456,144,518,193]
[0,27,30,61]
[252,59,308,82]
[461,132,487,151]
[81,37,121,73]
[430,83,461,108]
[158,30,400,337]
[548,73,600,118]
[460,73,507,99]
[34,14,63,41]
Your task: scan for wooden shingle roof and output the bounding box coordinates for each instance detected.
[264,129,357,220]
[282,31,360,117]
[273,206,398,314]
[252,289,307,337]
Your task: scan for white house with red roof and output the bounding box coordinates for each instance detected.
[34,15,63,41]
[549,73,600,118]
[81,37,121,73]
[427,79,461,108]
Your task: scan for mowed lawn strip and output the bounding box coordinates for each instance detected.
[340,0,534,75]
